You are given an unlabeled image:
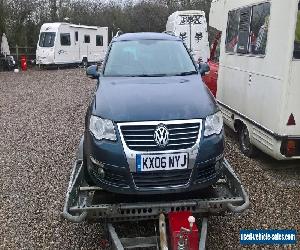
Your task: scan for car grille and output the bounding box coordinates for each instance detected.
[132,169,192,189]
[119,121,201,151]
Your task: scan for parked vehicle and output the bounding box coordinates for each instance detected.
[209,0,300,160]
[36,23,108,66]
[83,32,224,195]
[202,31,221,97]
[0,33,16,71]
[166,10,210,63]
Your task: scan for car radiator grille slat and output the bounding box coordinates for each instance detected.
[120,122,201,151]
[132,169,192,188]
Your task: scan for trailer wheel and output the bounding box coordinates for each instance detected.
[238,125,257,158]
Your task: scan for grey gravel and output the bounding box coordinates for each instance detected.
[0,69,299,249]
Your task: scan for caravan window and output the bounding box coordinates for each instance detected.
[60,33,71,46]
[84,35,90,43]
[96,35,103,46]
[39,32,56,47]
[249,3,270,55]
[75,31,78,42]
[225,9,240,53]
[294,1,300,59]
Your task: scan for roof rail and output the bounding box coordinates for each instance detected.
[162,31,176,36]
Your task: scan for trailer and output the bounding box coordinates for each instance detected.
[166,10,210,63]
[62,137,249,249]
[36,23,108,66]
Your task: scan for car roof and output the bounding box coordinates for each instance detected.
[112,32,182,42]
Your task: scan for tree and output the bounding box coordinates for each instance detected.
[0,0,7,34]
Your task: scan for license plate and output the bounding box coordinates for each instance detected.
[136,153,188,172]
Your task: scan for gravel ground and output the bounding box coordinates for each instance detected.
[0,69,299,249]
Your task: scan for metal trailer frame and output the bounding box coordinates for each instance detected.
[62,139,249,249]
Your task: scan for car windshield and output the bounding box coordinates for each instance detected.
[103,39,197,77]
[39,32,56,47]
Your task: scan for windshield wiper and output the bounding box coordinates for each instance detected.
[134,74,168,77]
[174,71,198,76]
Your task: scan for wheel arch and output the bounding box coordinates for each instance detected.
[234,118,246,133]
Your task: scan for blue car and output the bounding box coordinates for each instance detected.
[83,32,224,195]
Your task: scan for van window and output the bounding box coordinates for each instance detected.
[294,2,300,59]
[225,2,270,56]
[225,9,240,53]
[236,7,251,54]
[84,35,90,43]
[60,33,71,46]
[249,3,270,55]
[39,32,56,47]
[75,31,78,42]
[96,35,103,46]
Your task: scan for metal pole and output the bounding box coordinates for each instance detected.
[159,213,168,250]
[189,22,192,52]
[199,217,208,250]
[16,45,19,66]
[108,224,124,250]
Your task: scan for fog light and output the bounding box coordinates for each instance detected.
[90,156,105,179]
[215,160,223,172]
[97,167,105,179]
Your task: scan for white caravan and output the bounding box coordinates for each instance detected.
[210,0,300,160]
[166,10,210,63]
[36,23,108,65]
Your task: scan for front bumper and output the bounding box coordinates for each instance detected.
[84,123,224,195]
[62,146,249,223]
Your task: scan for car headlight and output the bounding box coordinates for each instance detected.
[204,111,223,137]
[89,115,116,141]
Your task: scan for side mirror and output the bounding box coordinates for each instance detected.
[199,63,210,76]
[86,65,99,79]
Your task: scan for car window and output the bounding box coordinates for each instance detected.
[294,1,300,59]
[103,40,197,77]
[39,32,56,47]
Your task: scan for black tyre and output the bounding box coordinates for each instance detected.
[238,124,257,158]
[82,58,88,68]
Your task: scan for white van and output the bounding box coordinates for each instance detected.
[166,10,210,63]
[36,23,108,66]
[209,0,300,160]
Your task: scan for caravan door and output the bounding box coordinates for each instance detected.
[56,25,74,64]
